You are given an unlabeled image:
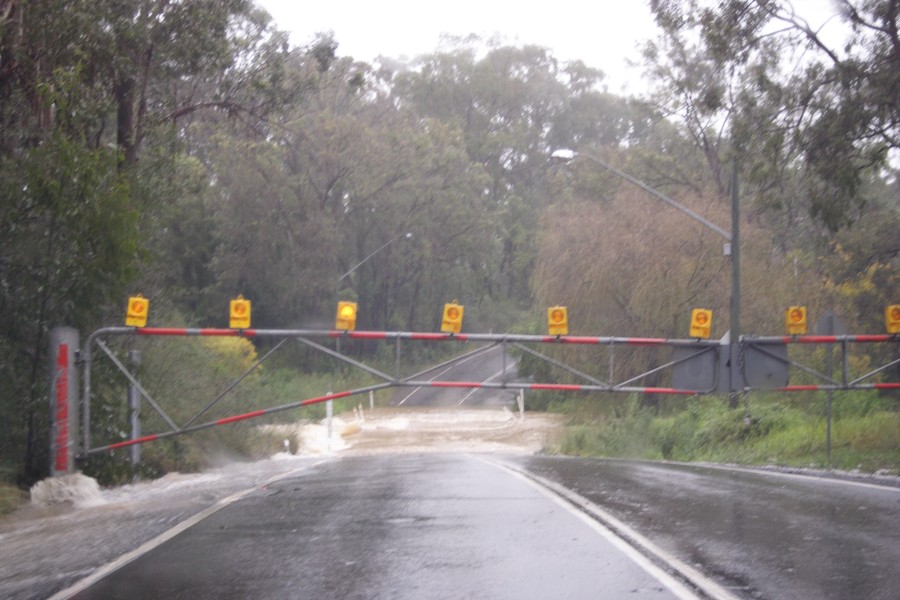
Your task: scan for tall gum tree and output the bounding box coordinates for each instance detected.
[0,0,292,484]
[644,0,899,233]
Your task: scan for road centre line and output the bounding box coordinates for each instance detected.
[456,366,509,405]
[398,344,502,405]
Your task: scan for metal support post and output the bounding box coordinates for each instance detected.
[826,345,834,464]
[326,397,333,452]
[729,165,742,406]
[128,350,142,466]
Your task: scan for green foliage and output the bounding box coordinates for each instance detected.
[0,133,139,484]
[643,0,899,232]
[0,482,27,516]
[553,394,899,473]
[0,0,291,486]
[1,0,895,489]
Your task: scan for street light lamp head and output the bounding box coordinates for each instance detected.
[550,149,576,161]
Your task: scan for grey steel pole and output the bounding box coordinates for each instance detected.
[552,150,732,240]
[337,231,413,283]
[128,350,142,466]
[823,313,835,464]
[82,334,92,459]
[730,164,741,404]
[827,344,834,464]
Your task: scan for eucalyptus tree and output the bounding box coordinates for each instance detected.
[0,0,291,483]
[639,0,898,338]
[0,0,142,483]
[390,43,542,301]
[204,49,495,335]
[642,0,898,234]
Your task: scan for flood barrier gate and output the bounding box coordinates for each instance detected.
[49,326,899,474]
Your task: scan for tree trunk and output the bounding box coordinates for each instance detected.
[116,76,137,167]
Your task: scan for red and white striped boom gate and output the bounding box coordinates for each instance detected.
[744,334,900,393]
[75,326,898,460]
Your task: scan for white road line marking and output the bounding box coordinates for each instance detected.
[477,456,740,600]
[398,345,504,406]
[456,367,507,405]
[686,461,900,492]
[46,463,325,600]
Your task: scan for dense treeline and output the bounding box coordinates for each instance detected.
[1,1,896,486]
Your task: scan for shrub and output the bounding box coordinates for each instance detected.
[0,482,26,516]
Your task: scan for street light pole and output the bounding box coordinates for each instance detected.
[729,164,741,400]
[550,150,732,241]
[337,231,413,285]
[551,148,741,397]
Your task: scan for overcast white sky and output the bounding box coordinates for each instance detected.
[256,0,846,94]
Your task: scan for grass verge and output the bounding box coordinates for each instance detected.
[550,393,900,474]
[0,482,27,516]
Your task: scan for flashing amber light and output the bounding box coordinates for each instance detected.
[786,306,807,335]
[887,305,900,334]
[229,295,251,329]
[441,301,464,334]
[336,301,358,331]
[547,306,568,336]
[126,295,149,327]
[689,309,712,339]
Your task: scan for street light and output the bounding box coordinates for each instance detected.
[335,230,412,330]
[337,231,413,284]
[551,148,742,396]
[549,150,732,242]
[330,230,412,418]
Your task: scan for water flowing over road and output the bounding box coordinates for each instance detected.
[1,406,897,600]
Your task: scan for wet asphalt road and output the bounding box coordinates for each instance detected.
[53,453,900,600]
[70,454,692,600]
[512,456,900,600]
[393,344,519,408]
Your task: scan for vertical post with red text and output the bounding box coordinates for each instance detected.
[49,327,79,476]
